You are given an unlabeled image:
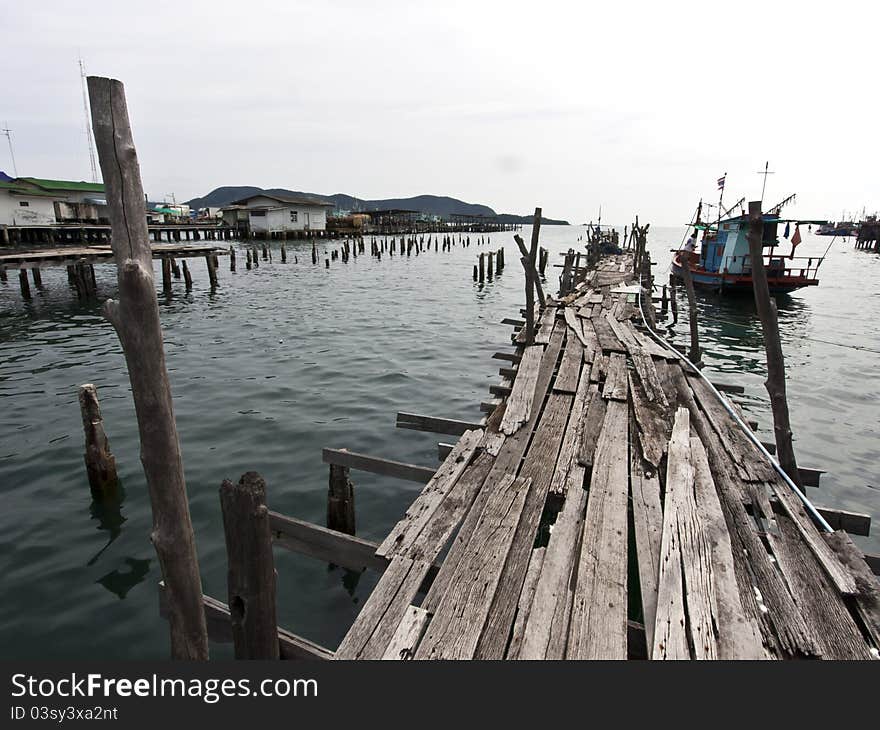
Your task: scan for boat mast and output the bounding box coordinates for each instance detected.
[79,57,99,184]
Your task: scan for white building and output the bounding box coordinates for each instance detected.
[230,193,335,233]
[0,181,58,226]
[0,177,108,226]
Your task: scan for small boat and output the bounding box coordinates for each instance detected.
[671,196,828,295]
[816,221,858,237]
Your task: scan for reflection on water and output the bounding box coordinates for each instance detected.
[1,226,878,659]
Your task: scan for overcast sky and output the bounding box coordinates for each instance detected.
[2,1,876,225]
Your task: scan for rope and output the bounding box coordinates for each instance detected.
[635,285,833,533]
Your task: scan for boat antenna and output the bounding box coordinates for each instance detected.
[2,121,18,177]
[766,193,796,216]
[757,160,774,203]
[79,57,99,183]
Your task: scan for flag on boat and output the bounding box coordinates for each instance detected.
[789,224,802,258]
[717,174,726,190]
[783,221,790,239]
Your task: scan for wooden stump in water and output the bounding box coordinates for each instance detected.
[19,269,30,299]
[31,268,43,287]
[182,260,193,291]
[162,257,172,291]
[327,464,356,535]
[171,258,181,279]
[280,244,286,263]
[219,472,279,660]
[246,250,252,270]
[205,254,218,288]
[79,384,119,496]
[478,252,485,282]
[229,246,236,272]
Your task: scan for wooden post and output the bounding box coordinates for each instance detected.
[660,284,668,318]
[680,257,701,364]
[182,260,193,290]
[327,464,356,535]
[219,472,279,659]
[311,241,317,264]
[205,254,218,288]
[229,246,236,272]
[513,234,546,306]
[280,243,286,263]
[746,200,802,487]
[478,252,485,282]
[162,257,172,291]
[88,75,208,659]
[0,267,7,283]
[246,249,252,270]
[171,258,181,279]
[19,269,30,299]
[32,268,43,288]
[78,384,119,495]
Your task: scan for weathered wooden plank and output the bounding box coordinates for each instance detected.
[269,511,386,572]
[335,556,431,659]
[823,531,880,649]
[629,371,670,469]
[630,349,669,408]
[766,474,858,596]
[603,352,628,401]
[567,399,629,659]
[554,335,583,394]
[415,474,532,659]
[589,352,607,383]
[322,448,435,483]
[396,411,483,436]
[652,408,693,660]
[534,308,557,345]
[500,344,544,436]
[377,429,483,559]
[768,514,872,659]
[813,505,871,536]
[689,437,766,659]
[381,606,431,660]
[629,423,663,652]
[549,372,592,498]
[577,385,606,468]
[506,547,546,659]
[605,312,641,352]
[629,325,675,360]
[579,317,601,353]
[592,314,625,353]
[563,307,592,352]
[476,393,575,658]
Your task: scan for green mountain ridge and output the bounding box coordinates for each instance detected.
[185,186,569,225]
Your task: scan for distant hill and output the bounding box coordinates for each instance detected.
[186,186,569,224]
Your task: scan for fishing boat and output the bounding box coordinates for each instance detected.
[815,221,858,237]
[671,195,828,295]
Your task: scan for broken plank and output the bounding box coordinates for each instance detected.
[506,546,546,660]
[576,385,606,468]
[500,344,544,436]
[396,412,483,436]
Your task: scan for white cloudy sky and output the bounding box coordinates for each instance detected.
[2,1,876,224]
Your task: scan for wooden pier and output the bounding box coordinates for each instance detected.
[172,251,880,661]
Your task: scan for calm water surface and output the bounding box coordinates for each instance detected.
[1,224,877,659]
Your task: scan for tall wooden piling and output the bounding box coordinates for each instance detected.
[88,75,208,659]
[78,383,119,495]
[746,200,802,487]
[162,257,172,291]
[230,246,236,272]
[32,268,43,288]
[327,464,356,536]
[680,257,701,364]
[478,252,485,282]
[514,234,545,307]
[219,472,279,659]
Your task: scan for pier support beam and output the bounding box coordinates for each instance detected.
[327,464,356,536]
[89,75,208,659]
[747,200,802,488]
[220,472,279,659]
